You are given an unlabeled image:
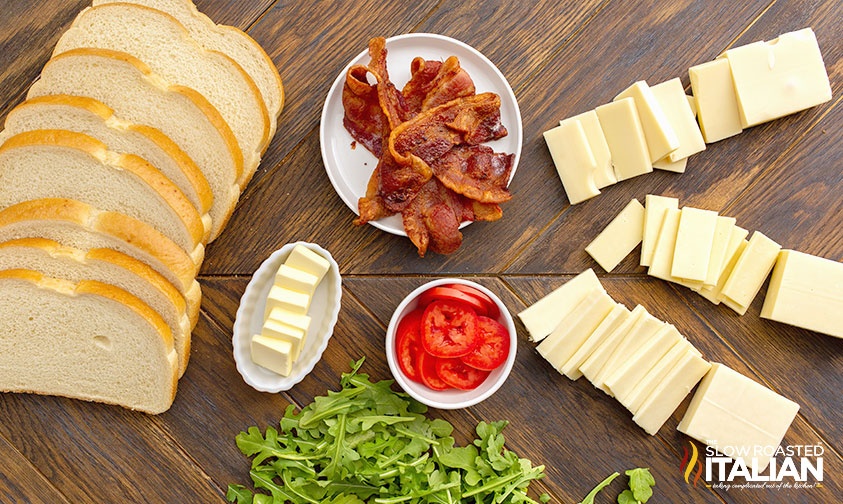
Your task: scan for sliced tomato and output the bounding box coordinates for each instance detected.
[417,351,451,390]
[421,300,480,358]
[395,309,425,382]
[460,316,510,371]
[418,287,487,316]
[435,358,490,390]
[445,284,500,319]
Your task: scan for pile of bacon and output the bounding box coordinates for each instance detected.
[342,37,514,257]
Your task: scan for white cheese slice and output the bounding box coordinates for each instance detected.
[651,78,706,168]
[641,195,679,267]
[536,290,615,372]
[699,226,749,303]
[518,269,605,342]
[560,110,617,188]
[580,305,647,388]
[543,120,600,205]
[560,304,630,379]
[720,231,781,314]
[633,352,711,435]
[701,216,737,287]
[592,310,665,393]
[671,207,719,283]
[585,198,645,272]
[689,58,743,143]
[595,98,653,181]
[614,81,680,162]
[606,324,683,403]
[625,339,700,414]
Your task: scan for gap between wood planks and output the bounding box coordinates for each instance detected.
[0,430,73,504]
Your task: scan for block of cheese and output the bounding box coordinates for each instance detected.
[561,304,630,379]
[723,28,832,128]
[678,363,799,471]
[580,305,646,385]
[595,98,653,181]
[543,121,600,205]
[625,339,701,414]
[251,334,293,376]
[585,198,645,272]
[267,306,312,334]
[761,250,843,338]
[672,207,719,283]
[651,78,706,168]
[518,269,604,342]
[689,58,743,143]
[701,216,737,287]
[647,208,681,282]
[720,231,781,314]
[606,324,683,402]
[536,290,615,372]
[632,352,711,435]
[593,310,665,393]
[560,111,617,188]
[262,317,306,360]
[264,285,310,319]
[699,226,749,303]
[286,245,330,282]
[614,81,680,161]
[641,195,679,267]
[275,264,319,297]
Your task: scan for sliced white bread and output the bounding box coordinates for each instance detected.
[0,198,201,324]
[94,0,284,122]
[0,129,205,265]
[55,3,269,183]
[0,95,213,238]
[0,269,178,414]
[28,48,241,241]
[0,238,192,375]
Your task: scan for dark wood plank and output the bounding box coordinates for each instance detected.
[193,0,275,29]
[0,435,71,504]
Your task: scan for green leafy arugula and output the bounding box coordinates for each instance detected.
[576,468,656,504]
[577,472,619,504]
[228,358,546,504]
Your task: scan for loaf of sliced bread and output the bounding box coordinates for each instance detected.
[0,95,213,235]
[28,48,241,241]
[0,198,200,321]
[55,3,269,183]
[0,129,206,264]
[0,269,178,414]
[0,238,193,375]
[94,0,284,122]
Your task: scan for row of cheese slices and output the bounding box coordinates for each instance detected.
[543,27,832,205]
[519,270,800,472]
[586,195,843,338]
[0,0,282,414]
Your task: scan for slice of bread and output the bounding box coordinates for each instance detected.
[0,238,193,375]
[0,269,178,414]
[0,95,213,237]
[28,48,241,241]
[55,3,269,183]
[0,198,200,322]
[94,0,284,122]
[0,129,205,264]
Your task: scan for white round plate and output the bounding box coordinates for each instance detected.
[320,33,523,236]
[232,242,342,393]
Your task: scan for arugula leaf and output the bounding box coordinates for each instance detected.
[226,484,253,504]
[578,472,619,504]
[625,468,655,503]
[617,490,636,504]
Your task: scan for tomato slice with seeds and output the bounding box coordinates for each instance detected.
[417,351,451,390]
[418,287,488,316]
[421,300,480,358]
[445,284,500,319]
[435,358,490,390]
[460,316,510,371]
[395,309,425,382]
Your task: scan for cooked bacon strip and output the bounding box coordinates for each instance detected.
[403,57,475,113]
[354,164,394,226]
[367,37,410,128]
[402,179,463,257]
[402,58,443,112]
[432,145,514,203]
[342,65,387,157]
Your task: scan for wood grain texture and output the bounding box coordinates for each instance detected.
[0,435,71,504]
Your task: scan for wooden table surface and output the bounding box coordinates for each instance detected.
[1,0,841,502]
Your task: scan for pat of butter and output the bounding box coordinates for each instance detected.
[560,110,617,188]
[614,81,680,162]
[606,324,683,403]
[267,306,311,334]
[561,304,630,379]
[265,285,310,319]
[580,305,646,387]
[536,290,616,376]
[720,231,781,314]
[761,250,843,338]
[651,78,706,168]
[723,28,832,128]
[518,269,605,342]
[641,195,679,267]
[251,334,293,376]
[543,120,600,205]
[585,198,645,273]
[672,207,719,283]
[286,245,330,282]
[275,264,319,297]
[262,317,306,361]
[625,340,700,414]
[593,310,665,393]
[633,352,711,435]
[678,363,799,472]
[595,98,653,181]
[689,58,743,143]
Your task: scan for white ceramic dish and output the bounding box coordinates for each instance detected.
[233,242,342,392]
[320,33,523,236]
[385,279,516,409]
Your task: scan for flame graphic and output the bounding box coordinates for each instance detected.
[680,441,706,487]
